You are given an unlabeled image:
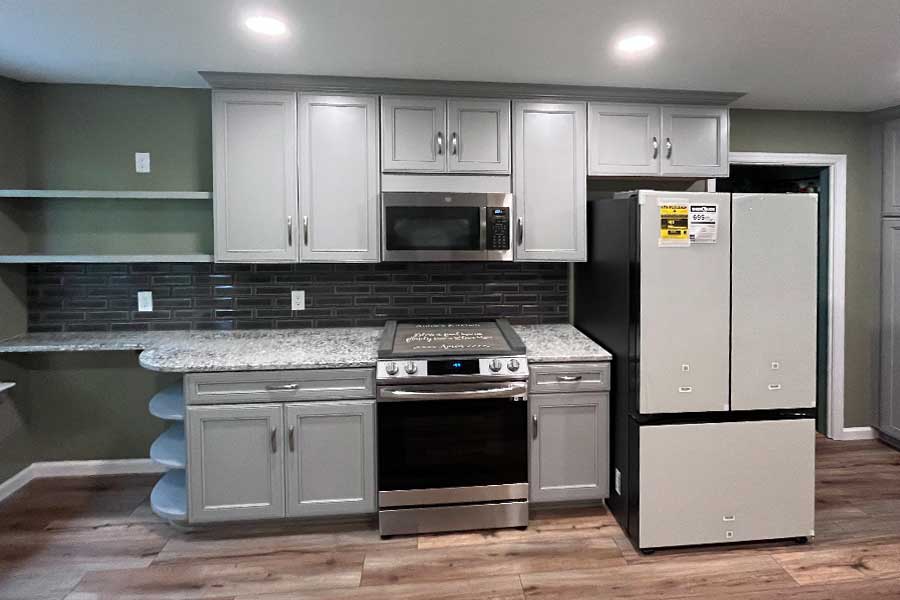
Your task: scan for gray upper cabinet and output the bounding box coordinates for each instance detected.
[447,99,511,173]
[588,103,661,176]
[881,219,900,439]
[382,96,510,174]
[213,91,299,263]
[284,400,375,517]
[884,120,900,215]
[381,96,447,172]
[659,106,729,177]
[530,392,609,503]
[299,95,380,262]
[513,101,587,262]
[187,403,285,523]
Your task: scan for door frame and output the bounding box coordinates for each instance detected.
[713,152,861,440]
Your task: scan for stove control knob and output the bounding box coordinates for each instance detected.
[489,359,503,372]
[507,358,520,372]
[385,362,399,376]
[404,361,418,375]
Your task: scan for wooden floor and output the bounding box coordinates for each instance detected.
[3,436,900,599]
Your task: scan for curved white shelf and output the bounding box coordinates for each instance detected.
[149,383,185,421]
[0,254,213,264]
[151,469,187,523]
[150,423,186,469]
[0,189,210,199]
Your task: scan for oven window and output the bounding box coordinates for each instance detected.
[384,206,481,251]
[378,398,527,491]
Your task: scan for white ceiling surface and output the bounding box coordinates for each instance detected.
[1,0,900,111]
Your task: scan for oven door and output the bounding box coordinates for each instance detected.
[377,381,528,507]
[381,192,512,261]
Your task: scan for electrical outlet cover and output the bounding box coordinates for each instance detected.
[135,152,151,173]
[137,291,153,312]
[291,290,305,311]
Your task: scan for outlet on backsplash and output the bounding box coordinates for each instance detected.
[291,290,306,311]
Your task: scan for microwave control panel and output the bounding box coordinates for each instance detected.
[487,207,510,250]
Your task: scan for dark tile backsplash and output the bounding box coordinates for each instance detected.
[27,262,569,333]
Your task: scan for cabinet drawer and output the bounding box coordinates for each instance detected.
[185,369,375,405]
[529,363,610,394]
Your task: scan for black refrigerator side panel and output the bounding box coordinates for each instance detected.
[573,194,640,536]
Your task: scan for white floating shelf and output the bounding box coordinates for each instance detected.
[0,254,213,264]
[0,382,15,393]
[150,423,186,469]
[0,189,211,199]
[151,469,187,523]
[149,383,185,421]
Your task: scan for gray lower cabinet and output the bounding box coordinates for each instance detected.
[881,219,900,439]
[284,400,375,517]
[529,391,609,503]
[187,403,286,523]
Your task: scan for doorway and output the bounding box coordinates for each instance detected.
[717,166,830,434]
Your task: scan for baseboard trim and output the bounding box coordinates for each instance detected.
[837,426,876,441]
[0,459,165,504]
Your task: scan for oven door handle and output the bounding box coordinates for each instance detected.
[378,382,528,402]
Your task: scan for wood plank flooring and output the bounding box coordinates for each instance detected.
[3,436,900,599]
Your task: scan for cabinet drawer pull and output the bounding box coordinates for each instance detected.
[288,425,295,452]
[266,383,300,391]
[303,216,309,246]
[665,137,672,159]
[436,131,444,155]
[532,414,538,439]
[556,375,583,382]
[768,383,782,391]
[451,132,458,155]
[270,427,277,453]
[287,216,293,246]
[678,386,693,393]
[651,136,659,159]
[517,218,524,246]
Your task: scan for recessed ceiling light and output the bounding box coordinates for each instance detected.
[615,34,657,55]
[245,16,288,37]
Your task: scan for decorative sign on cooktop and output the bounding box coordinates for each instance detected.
[378,319,526,358]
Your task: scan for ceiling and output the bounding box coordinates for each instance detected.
[1,0,899,111]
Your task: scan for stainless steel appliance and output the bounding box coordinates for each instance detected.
[574,190,817,553]
[375,319,529,536]
[381,192,513,261]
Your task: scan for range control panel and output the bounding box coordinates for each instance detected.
[486,207,510,250]
[376,356,528,380]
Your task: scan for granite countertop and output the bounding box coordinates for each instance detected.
[0,323,611,372]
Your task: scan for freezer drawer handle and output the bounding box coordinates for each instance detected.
[266,383,300,391]
[768,384,782,391]
[678,386,693,393]
[723,515,736,522]
[556,375,582,383]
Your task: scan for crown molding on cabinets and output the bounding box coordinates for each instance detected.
[199,72,744,106]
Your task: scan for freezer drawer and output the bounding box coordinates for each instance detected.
[638,419,815,550]
[731,193,817,411]
[638,191,731,414]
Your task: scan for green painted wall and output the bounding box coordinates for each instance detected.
[729,109,878,428]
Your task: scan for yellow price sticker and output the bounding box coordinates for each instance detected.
[659,204,689,244]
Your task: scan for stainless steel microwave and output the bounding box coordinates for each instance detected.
[381,192,513,261]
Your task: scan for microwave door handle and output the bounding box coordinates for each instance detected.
[480,206,487,251]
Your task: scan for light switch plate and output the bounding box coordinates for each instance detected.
[135,152,151,173]
[137,291,153,312]
[291,290,305,311]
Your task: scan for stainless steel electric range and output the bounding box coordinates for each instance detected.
[375,319,530,536]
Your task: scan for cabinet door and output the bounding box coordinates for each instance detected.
[639,419,815,550]
[447,99,510,173]
[732,193,817,411]
[660,106,729,177]
[381,96,447,172]
[513,101,587,262]
[530,392,608,503]
[284,400,375,517]
[639,191,731,414]
[884,120,900,215]
[187,404,285,523]
[299,95,379,262]
[588,103,661,176]
[213,91,298,262]
[881,219,900,438]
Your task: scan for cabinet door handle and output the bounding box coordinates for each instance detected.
[651,136,659,159]
[665,137,672,159]
[288,425,295,452]
[532,414,538,439]
[436,131,444,155]
[265,383,299,391]
[287,216,293,246]
[270,427,278,453]
[517,218,524,246]
[451,132,458,155]
[556,375,583,383]
[303,216,309,246]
